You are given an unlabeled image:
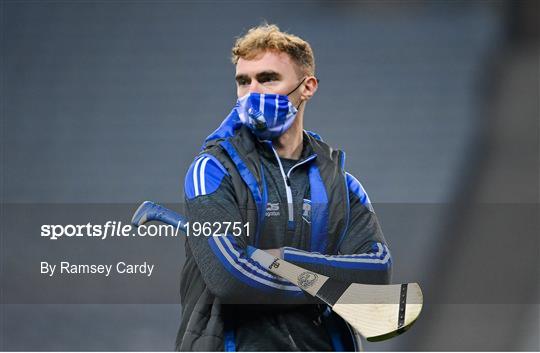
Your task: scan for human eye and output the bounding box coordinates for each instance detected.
[260,75,279,85]
[236,77,250,86]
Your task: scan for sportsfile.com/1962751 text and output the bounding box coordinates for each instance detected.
[40,221,249,240]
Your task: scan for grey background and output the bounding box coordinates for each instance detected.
[2,0,538,351]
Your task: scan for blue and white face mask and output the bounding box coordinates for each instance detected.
[235,78,306,141]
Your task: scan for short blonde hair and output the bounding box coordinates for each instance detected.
[231,24,315,76]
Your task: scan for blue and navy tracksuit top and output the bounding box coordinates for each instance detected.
[176,108,392,351]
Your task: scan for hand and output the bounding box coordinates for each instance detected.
[264,248,283,259]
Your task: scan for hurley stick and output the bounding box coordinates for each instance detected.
[131,201,422,342]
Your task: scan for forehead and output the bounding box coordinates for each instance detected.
[235,50,299,77]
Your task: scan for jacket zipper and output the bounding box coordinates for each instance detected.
[269,145,316,230]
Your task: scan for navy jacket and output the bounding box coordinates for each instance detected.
[176,109,392,351]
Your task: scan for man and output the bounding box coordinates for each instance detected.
[177,24,391,351]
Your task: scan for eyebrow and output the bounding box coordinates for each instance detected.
[235,70,282,83]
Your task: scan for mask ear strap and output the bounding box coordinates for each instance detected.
[287,77,309,110]
[296,100,306,111]
[286,77,307,96]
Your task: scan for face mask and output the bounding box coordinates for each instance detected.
[236,78,306,140]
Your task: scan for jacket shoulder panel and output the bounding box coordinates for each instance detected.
[185,153,229,200]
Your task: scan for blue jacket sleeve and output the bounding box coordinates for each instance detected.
[281,172,392,285]
[183,153,315,304]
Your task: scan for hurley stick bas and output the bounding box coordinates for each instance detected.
[131,201,423,342]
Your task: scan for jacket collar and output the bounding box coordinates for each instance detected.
[255,132,318,164]
[202,108,327,157]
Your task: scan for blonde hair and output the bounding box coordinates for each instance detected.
[231,24,315,76]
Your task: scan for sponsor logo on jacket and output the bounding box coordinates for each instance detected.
[266,203,280,217]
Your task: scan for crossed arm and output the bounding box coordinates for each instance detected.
[184,156,391,304]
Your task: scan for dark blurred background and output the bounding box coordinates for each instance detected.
[2,0,538,351]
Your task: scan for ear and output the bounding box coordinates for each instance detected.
[302,76,318,101]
